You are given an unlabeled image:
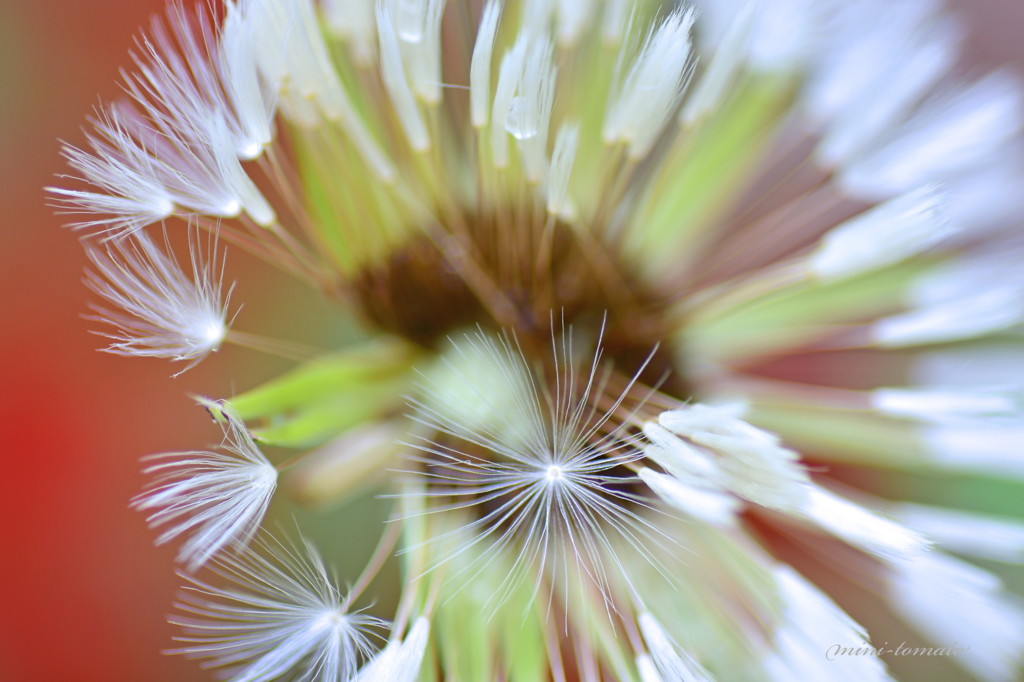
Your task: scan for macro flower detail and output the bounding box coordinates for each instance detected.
[885,550,1024,682]
[354,616,430,682]
[641,404,930,561]
[84,229,231,372]
[404,328,664,610]
[132,408,277,571]
[636,611,712,682]
[761,566,893,682]
[54,0,1024,680]
[171,534,390,681]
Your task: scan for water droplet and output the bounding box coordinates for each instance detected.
[506,97,538,140]
[397,0,426,43]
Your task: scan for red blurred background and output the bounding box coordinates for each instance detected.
[0,0,1021,680]
[1,1,265,679]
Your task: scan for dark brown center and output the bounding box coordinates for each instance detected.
[352,205,683,393]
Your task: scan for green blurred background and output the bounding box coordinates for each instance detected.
[0,0,1022,680]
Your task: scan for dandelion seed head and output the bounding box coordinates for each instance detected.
[54,0,1024,678]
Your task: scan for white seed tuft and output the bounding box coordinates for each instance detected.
[84,229,231,371]
[323,0,377,65]
[506,35,557,181]
[377,2,431,151]
[887,551,1024,682]
[248,0,342,112]
[605,8,696,159]
[132,411,276,570]
[127,3,277,162]
[921,423,1024,478]
[489,31,558,180]
[894,503,1024,564]
[657,405,810,511]
[470,1,503,129]
[839,70,1024,200]
[871,387,1019,424]
[799,487,930,562]
[171,533,387,679]
[491,34,529,168]
[763,566,894,681]
[250,0,396,179]
[50,92,276,235]
[546,122,580,220]
[641,422,719,481]
[108,6,278,222]
[49,119,176,238]
[556,0,595,47]
[521,0,554,35]
[396,0,447,104]
[601,0,630,45]
[637,611,714,682]
[354,617,430,682]
[810,185,952,282]
[679,2,755,129]
[872,285,1024,348]
[636,654,662,682]
[639,468,739,527]
[808,1,961,167]
[219,1,278,159]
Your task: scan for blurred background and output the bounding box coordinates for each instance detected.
[0,0,1022,680]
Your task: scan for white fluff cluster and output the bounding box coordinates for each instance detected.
[85,229,231,373]
[172,534,390,681]
[641,404,929,562]
[133,410,277,571]
[406,330,664,608]
[51,4,276,236]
